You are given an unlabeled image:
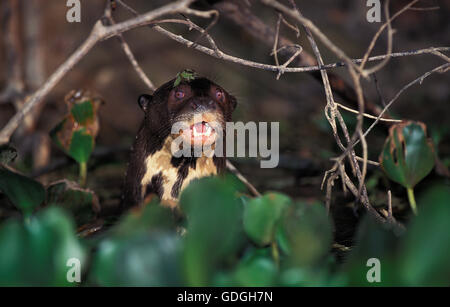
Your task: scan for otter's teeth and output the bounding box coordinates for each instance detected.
[193,122,213,137]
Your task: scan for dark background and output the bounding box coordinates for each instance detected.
[0,0,448,220]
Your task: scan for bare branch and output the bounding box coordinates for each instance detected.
[226,160,261,197]
[335,102,401,122]
[0,0,197,144]
[361,63,450,145]
[103,2,156,91]
[361,0,394,75]
[261,0,366,77]
[360,0,419,72]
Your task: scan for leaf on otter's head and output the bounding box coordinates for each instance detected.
[173,69,197,87]
[379,121,435,189]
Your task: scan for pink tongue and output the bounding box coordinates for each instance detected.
[193,123,206,133]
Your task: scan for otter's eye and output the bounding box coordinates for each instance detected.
[215,89,224,101]
[175,90,185,100]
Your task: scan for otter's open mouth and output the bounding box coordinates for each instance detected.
[188,121,216,145]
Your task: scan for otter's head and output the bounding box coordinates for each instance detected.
[138,72,237,155]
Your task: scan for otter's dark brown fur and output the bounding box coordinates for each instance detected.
[121,75,237,209]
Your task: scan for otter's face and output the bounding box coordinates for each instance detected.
[138,77,237,152]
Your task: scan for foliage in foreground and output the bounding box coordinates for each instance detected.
[0,171,449,286]
[0,119,449,286]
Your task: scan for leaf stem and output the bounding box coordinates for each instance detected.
[407,187,417,215]
[271,241,280,268]
[79,162,87,187]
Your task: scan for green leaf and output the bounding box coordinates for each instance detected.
[380,121,435,189]
[50,90,101,166]
[243,192,291,246]
[68,128,94,164]
[0,144,17,164]
[71,100,94,124]
[278,201,333,266]
[0,167,45,217]
[232,248,277,286]
[0,207,86,286]
[340,215,402,286]
[399,184,450,286]
[89,199,180,286]
[173,69,197,87]
[46,179,100,225]
[111,200,175,239]
[180,176,244,286]
[90,232,182,286]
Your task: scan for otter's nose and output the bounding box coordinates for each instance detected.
[190,99,217,112]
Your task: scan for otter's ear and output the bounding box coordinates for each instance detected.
[138,94,153,112]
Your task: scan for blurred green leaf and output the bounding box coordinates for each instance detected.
[340,216,402,286]
[180,176,243,286]
[50,90,101,165]
[71,100,94,124]
[68,128,94,164]
[399,184,450,286]
[243,192,291,246]
[111,200,175,239]
[233,248,277,286]
[0,167,45,217]
[217,248,277,287]
[0,207,86,286]
[279,201,333,266]
[90,232,182,286]
[279,256,338,287]
[380,121,435,189]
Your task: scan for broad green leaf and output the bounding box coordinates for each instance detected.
[0,167,45,216]
[278,201,333,266]
[90,232,182,286]
[231,248,277,287]
[399,184,450,286]
[0,207,86,286]
[380,121,435,189]
[68,128,94,164]
[340,216,402,286]
[50,90,101,164]
[111,200,175,239]
[71,100,94,124]
[243,192,291,246]
[0,144,17,164]
[180,176,244,286]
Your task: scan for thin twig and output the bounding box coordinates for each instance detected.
[335,102,401,122]
[261,0,366,77]
[0,0,197,144]
[361,0,394,76]
[226,160,261,197]
[361,63,450,146]
[103,2,156,91]
[359,0,419,72]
